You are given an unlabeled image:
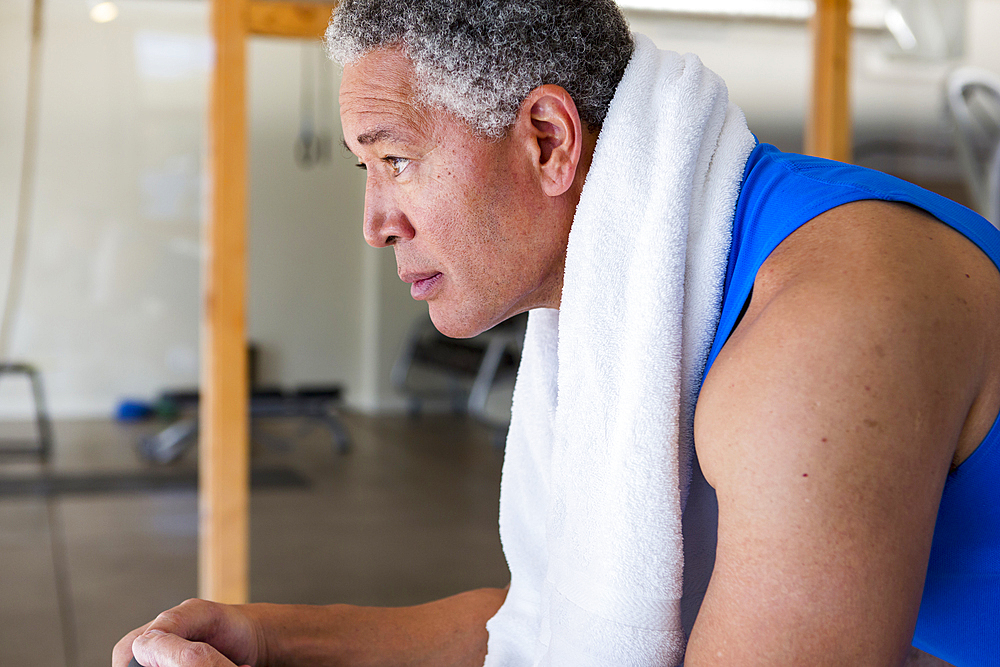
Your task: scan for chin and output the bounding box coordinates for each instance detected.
[428,304,505,339]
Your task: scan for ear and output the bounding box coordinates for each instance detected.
[515,85,584,197]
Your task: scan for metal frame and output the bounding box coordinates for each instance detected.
[946,67,1000,227]
[0,362,53,461]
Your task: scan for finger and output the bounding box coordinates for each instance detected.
[144,599,222,640]
[120,599,257,667]
[113,622,152,667]
[132,629,236,667]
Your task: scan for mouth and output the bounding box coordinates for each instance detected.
[401,271,443,300]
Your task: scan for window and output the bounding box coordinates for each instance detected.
[615,0,893,30]
[615,0,967,58]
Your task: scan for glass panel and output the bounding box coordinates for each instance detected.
[616,0,891,29]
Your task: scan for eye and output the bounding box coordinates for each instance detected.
[383,156,410,177]
[355,162,367,171]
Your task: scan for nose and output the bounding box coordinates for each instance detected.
[363,180,415,248]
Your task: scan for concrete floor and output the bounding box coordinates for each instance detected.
[0,413,510,667]
[0,414,954,667]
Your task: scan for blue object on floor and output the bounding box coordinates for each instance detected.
[115,400,154,422]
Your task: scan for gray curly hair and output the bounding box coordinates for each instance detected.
[325,0,634,138]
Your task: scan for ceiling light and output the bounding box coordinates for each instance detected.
[89,1,118,23]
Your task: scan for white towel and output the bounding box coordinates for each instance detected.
[483,34,756,666]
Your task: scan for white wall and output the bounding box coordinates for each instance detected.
[1,0,211,417]
[1,0,998,419]
[0,0,422,417]
[246,37,427,412]
[0,0,32,363]
[965,0,1000,72]
[246,38,367,398]
[627,2,994,182]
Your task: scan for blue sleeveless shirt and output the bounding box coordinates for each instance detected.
[702,142,1000,666]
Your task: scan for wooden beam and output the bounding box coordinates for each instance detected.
[806,0,852,162]
[201,0,250,605]
[248,0,337,39]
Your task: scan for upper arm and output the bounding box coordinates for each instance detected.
[686,202,999,666]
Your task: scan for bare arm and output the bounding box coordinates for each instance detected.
[113,587,508,667]
[686,202,1000,666]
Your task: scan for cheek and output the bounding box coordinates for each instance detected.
[412,181,503,250]
[409,141,530,273]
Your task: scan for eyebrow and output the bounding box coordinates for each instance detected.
[357,128,400,145]
[342,125,418,153]
[341,124,420,158]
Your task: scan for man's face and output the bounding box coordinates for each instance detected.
[339,48,570,338]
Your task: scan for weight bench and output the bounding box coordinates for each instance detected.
[138,386,349,464]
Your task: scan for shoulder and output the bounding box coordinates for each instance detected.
[699,199,1000,471]
[685,199,1000,665]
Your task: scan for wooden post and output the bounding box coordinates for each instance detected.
[248,1,338,38]
[806,0,852,162]
[198,0,336,605]
[202,0,250,605]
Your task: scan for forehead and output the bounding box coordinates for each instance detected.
[339,48,431,149]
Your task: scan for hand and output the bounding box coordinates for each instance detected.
[126,630,250,667]
[112,599,262,667]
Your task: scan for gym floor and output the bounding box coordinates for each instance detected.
[0,414,954,667]
[0,413,509,667]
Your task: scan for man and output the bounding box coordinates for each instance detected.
[115,1,1000,666]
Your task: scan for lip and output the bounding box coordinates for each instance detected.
[401,271,443,300]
